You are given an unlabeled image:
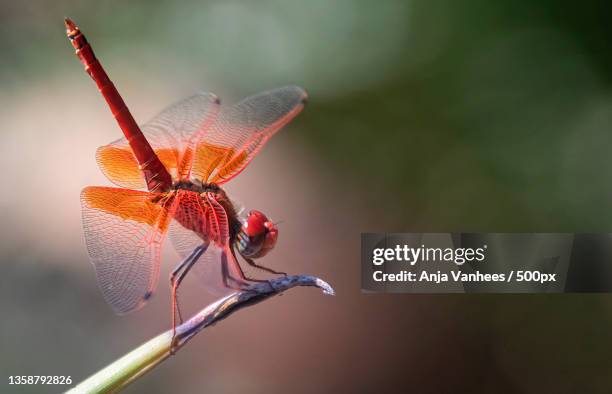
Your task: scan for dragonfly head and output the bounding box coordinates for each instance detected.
[236,210,278,259]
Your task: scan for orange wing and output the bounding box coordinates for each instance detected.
[95,93,220,189]
[95,86,306,189]
[192,85,308,184]
[81,186,178,314]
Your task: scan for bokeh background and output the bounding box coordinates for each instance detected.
[2,0,612,393]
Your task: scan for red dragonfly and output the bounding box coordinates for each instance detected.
[65,19,307,335]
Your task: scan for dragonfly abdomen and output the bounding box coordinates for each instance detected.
[65,18,172,193]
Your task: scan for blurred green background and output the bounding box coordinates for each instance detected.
[2,1,612,393]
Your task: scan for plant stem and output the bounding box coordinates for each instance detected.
[65,275,335,394]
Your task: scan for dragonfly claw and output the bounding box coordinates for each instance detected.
[170,336,179,355]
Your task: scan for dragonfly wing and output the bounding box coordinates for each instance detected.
[191,86,308,184]
[191,244,236,296]
[96,93,221,188]
[81,186,177,314]
[95,144,151,189]
[169,219,233,296]
[169,218,205,259]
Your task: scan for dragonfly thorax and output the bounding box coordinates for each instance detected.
[172,179,220,194]
[171,181,278,259]
[170,180,241,241]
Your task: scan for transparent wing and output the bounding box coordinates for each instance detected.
[81,186,177,314]
[191,86,308,184]
[96,93,221,189]
[169,223,233,297]
[232,198,246,218]
[191,243,236,297]
[169,218,206,259]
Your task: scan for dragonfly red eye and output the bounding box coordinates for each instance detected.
[244,210,268,237]
[260,221,278,256]
[237,211,279,258]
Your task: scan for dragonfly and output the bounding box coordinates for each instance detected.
[65,18,307,338]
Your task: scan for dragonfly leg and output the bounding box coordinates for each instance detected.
[220,248,254,290]
[220,249,281,295]
[170,244,207,352]
[231,246,278,285]
[243,256,287,276]
[220,247,279,296]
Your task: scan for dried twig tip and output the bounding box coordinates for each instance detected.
[315,278,335,295]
